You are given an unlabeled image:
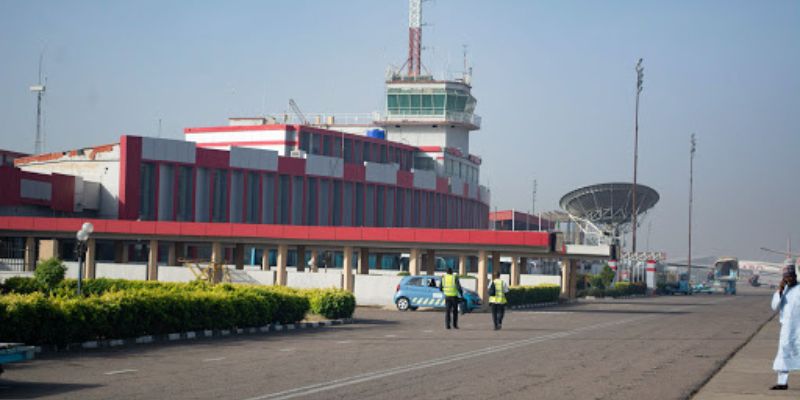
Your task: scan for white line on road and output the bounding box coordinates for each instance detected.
[241,317,644,400]
[242,298,732,400]
[104,369,138,376]
[383,334,397,338]
[279,348,296,352]
[202,357,226,362]
[336,340,353,344]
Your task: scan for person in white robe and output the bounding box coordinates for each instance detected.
[771,260,800,390]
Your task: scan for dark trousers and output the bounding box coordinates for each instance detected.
[445,296,459,328]
[491,303,505,328]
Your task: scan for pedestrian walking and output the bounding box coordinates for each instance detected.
[441,267,463,329]
[488,270,509,330]
[770,259,800,390]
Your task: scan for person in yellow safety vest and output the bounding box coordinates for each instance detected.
[489,270,509,330]
[441,267,463,330]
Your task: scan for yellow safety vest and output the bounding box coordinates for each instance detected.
[442,274,459,297]
[489,278,507,304]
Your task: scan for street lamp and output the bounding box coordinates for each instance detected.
[75,222,93,295]
[632,58,644,254]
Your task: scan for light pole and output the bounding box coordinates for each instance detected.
[688,134,696,285]
[75,222,93,295]
[632,58,644,254]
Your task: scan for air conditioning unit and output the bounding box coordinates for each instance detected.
[290,149,307,159]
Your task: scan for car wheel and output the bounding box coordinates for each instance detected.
[396,297,410,311]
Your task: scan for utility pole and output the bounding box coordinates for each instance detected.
[632,58,644,253]
[30,51,47,154]
[688,133,696,283]
[532,179,537,230]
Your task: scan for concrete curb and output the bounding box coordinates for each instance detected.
[509,301,560,310]
[35,318,354,354]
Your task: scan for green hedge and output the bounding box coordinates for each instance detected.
[577,282,648,298]
[302,289,356,319]
[0,279,355,346]
[506,284,560,306]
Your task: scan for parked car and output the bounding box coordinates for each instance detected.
[393,275,481,313]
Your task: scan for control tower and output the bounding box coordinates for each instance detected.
[379,0,483,187]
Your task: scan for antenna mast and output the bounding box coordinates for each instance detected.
[407,0,422,77]
[30,51,47,154]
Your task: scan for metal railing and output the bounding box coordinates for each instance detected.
[275,111,481,129]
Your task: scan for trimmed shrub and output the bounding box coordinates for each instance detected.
[506,284,560,306]
[396,271,410,276]
[457,274,476,279]
[34,258,66,292]
[304,289,356,319]
[1,277,43,294]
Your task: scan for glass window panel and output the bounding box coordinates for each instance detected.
[355,183,364,226]
[246,172,259,223]
[212,170,228,222]
[366,185,375,226]
[279,175,290,224]
[306,177,317,225]
[195,168,209,222]
[229,170,243,223]
[292,176,303,225]
[344,139,353,162]
[139,163,156,221]
[323,136,331,155]
[332,180,342,226]
[157,164,174,221]
[177,166,193,221]
[262,174,275,224]
[343,182,353,226]
[319,179,329,226]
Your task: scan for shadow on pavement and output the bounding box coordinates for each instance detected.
[0,380,101,399]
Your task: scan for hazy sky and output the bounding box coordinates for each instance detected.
[1,0,798,262]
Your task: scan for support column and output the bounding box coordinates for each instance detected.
[409,248,421,275]
[342,246,354,292]
[358,248,370,275]
[478,250,489,303]
[234,243,245,270]
[458,254,467,276]
[510,256,520,287]
[211,242,224,283]
[560,258,577,301]
[168,242,178,266]
[38,239,59,261]
[24,237,36,271]
[147,239,158,281]
[310,248,319,272]
[261,246,270,271]
[425,249,436,275]
[114,241,129,263]
[276,244,288,286]
[491,251,500,276]
[296,245,306,272]
[85,238,97,280]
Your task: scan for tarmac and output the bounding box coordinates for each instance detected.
[693,312,799,399]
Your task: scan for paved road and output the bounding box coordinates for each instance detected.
[0,287,774,400]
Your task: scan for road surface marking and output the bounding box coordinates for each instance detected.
[241,317,643,400]
[104,369,138,376]
[241,299,728,400]
[336,340,353,344]
[203,357,226,362]
[279,348,296,352]
[383,334,397,338]
[422,329,433,333]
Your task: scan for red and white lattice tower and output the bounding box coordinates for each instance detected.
[407,0,422,77]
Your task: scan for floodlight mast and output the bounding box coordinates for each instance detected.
[631,58,644,253]
[30,50,46,154]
